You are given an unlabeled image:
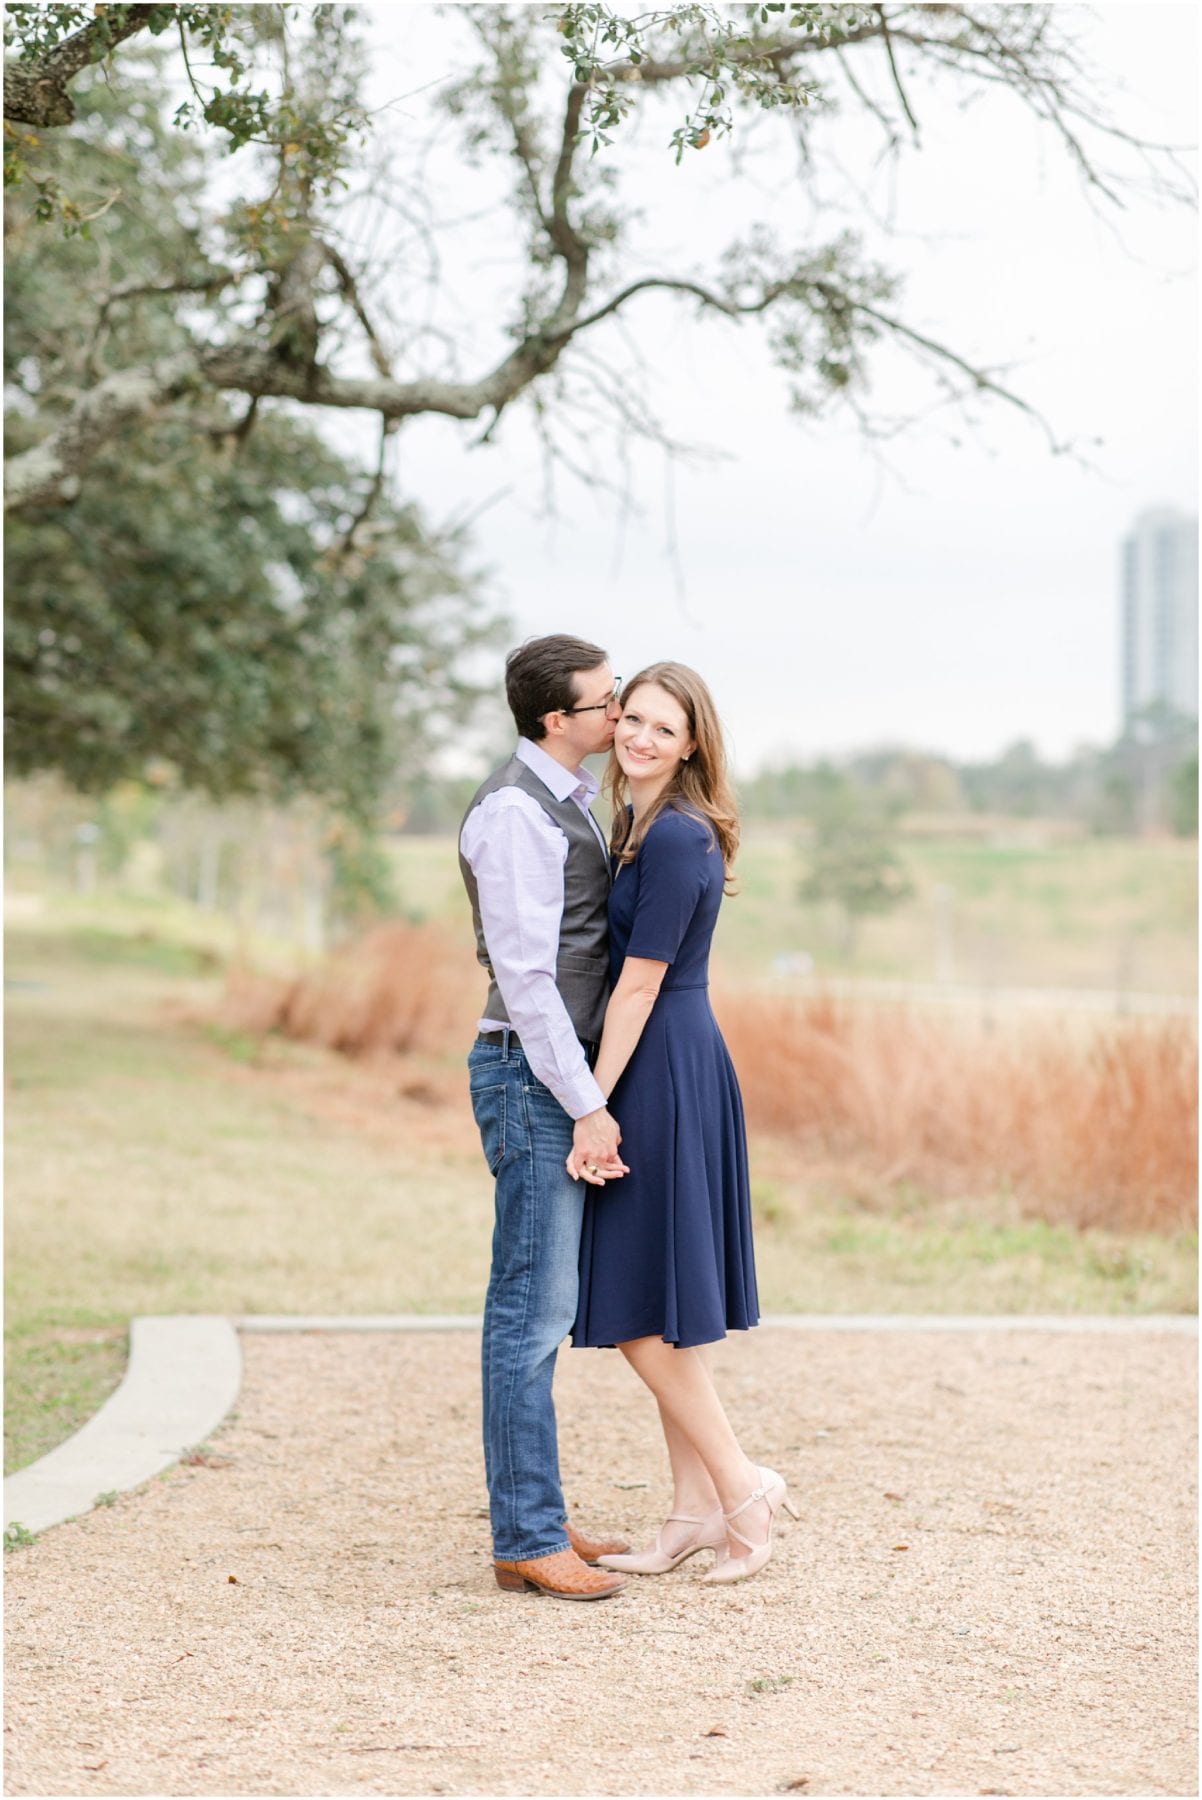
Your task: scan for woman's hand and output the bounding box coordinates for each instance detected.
[565,1146,628,1185]
[566,1106,629,1186]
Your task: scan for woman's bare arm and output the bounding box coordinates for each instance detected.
[594,955,669,1099]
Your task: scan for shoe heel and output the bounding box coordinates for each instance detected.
[494,1567,533,1593]
[782,1496,800,1521]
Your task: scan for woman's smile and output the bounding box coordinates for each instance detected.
[614,681,696,793]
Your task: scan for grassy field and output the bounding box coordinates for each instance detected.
[5,899,1196,1476]
[724,827,1197,992]
[387,824,1198,995]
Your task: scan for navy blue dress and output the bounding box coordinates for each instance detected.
[573,805,760,1350]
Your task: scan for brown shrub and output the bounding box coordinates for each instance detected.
[222,923,478,1059]
[714,991,1197,1234]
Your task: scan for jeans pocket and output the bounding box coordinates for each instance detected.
[471,1081,508,1175]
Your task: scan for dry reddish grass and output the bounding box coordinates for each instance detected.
[715,991,1198,1234]
[221,931,1196,1236]
[221,922,477,1059]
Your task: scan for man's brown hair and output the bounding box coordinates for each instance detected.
[505,635,609,741]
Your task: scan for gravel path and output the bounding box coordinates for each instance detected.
[5,1327,1196,1797]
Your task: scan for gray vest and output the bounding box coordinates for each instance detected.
[459,755,610,1044]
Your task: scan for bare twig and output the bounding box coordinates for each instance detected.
[834,44,901,155]
[467,12,550,229]
[322,242,393,378]
[324,416,397,568]
[874,5,920,139]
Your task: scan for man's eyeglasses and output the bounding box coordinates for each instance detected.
[561,679,623,717]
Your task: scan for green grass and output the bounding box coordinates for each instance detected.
[385,834,475,925]
[4,1321,129,1476]
[55,925,221,976]
[749,1178,1195,1316]
[4,894,1196,1475]
[747,1675,798,1695]
[5,919,494,1471]
[701,827,1197,990]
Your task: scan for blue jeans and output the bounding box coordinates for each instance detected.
[469,1035,584,1563]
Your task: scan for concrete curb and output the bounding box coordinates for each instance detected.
[237,1313,485,1332]
[4,1315,241,1538]
[761,1313,1199,1334]
[236,1312,1199,1335]
[7,1311,1195,1540]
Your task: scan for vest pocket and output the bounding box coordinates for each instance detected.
[470,1081,507,1175]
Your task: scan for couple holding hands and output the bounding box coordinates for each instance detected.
[458,635,795,1602]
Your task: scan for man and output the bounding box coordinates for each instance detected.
[459,636,631,1601]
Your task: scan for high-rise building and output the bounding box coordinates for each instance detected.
[1120,507,1199,733]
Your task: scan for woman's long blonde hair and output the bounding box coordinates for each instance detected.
[604,662,740,892]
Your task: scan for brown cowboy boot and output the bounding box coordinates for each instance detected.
[494,1547,627,1600]
[566,1520,631,1565]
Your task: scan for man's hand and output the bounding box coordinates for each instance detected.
[566,1107,629,1186]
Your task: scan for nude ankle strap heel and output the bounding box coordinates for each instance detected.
[597,1507,726,1573]
[702,1467,798,1586]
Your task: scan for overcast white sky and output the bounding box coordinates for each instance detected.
[340,3,1197,774]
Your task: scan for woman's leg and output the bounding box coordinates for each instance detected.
[651,1403,722,1555]
[655,1345,720,1500]
[652,1347,739,1555]
[620,1335,772,1556]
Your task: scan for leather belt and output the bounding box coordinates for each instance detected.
[477,1028,599,1064]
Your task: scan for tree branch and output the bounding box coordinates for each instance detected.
[543,269,1064,448]
[471,75,594,437]
[198,341,562,419]
[322,242,393,379]
[826,287,1064,449]
[90,274,188,380]
[833,43,901,154]
[6,327,587,511]
[6,231,1072,514]
[545,81,589,325]
[468,12,550,230]
[615,18,888,87]
[323,416,396,570]
[874,4,920,138]
[5,350,200,511]
[94,268,240,325]
[3,4,157,127]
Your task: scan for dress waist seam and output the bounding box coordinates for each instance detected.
[658,982,709,992]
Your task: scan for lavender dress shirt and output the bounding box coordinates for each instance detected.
[458,738,609,1121]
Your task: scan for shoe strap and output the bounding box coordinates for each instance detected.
[724,1482,768,1524]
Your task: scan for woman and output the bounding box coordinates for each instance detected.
[569,662,796,1584]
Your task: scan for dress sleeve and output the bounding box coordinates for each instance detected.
[624,809,715,965]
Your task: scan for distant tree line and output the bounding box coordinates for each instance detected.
[737,709,1198,839]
